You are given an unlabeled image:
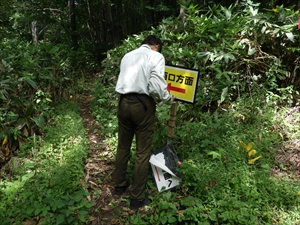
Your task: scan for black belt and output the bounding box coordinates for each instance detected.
[121,93,149,99]
[120,93,150,110]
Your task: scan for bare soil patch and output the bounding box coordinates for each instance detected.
[77,89,139,225]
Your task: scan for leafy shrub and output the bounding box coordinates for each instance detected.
[100,1,300,111]
[0,101,92,225]
[93,3,300,224]
[0,38,96,161]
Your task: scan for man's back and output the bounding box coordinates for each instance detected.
[116,44,165,95]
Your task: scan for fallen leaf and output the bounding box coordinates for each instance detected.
[101,206,111,211]
[111,219,119,224]
[85,171,90,182]
[88,215,97,221]
[89,180,99,187]
[22,220,37,225]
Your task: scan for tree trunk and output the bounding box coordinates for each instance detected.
[31,21,38,45]
[68,0,78,47]
[104,0,118,47]
[86,0,94,42]
[121,3,128,36]
[180,0,186,24]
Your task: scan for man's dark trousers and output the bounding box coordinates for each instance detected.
[115,94,156,201]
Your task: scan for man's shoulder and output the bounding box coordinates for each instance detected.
[125,46,164,59]
[150,51,164,61]
[124,47,145,56]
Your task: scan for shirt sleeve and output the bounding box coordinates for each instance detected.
[148,54,171,103]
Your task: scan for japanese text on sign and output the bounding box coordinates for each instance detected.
[165,73,194,87]
[165,65,199,104]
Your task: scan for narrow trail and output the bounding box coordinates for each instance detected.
[76,82,137,225]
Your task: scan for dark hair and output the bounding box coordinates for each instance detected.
[142,35,163,52]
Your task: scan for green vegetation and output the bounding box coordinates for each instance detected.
[93,2,300,224]
[0,40,95,162]
[93,68,300,225]
[0,101,92,224]
[1,0,300,224]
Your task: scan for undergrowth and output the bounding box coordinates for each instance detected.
[1,1,300,225]
[91,2,300,223]
[0,101,92,225]
[92,83,300,224]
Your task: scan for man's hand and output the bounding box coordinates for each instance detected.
[155,95,176,106]
[166,95,176,105]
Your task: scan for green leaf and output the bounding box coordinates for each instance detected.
[34,203,43,215]
[25,207,35,215]
[249,6,258,16]
[74,190,86,202]
[53,199,65,209]
[248,47,256,56]
[220,87,228,103]
[168,216,177,223]
[285,32,294,42]
[21,172,35,182]
[0,90,8,100]
[82,200,93,208]
[180,196,196,207]
[206,151,221,159]
[32,115,45,128]
[56,214,65,225]
[214,55,223,62]
[25,78,37,89]
[40,207,50,217]
[78,210,88,216]
[160,216,167,224]
[273,28,280,34]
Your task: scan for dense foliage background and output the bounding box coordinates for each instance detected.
[94,1,300,224]
[1,0,300,224]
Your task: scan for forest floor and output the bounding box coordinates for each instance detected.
[76,79,300,225]
[77,83,145,225]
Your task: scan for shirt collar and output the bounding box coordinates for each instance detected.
[141,44,151,49]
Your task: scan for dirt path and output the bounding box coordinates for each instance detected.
[77,86,136,225]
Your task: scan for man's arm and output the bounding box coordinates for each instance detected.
[148,54,172,104]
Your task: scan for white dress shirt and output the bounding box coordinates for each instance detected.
[115,44,171,103]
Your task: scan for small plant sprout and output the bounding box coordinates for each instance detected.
[248,149,256,157]
[239,141,262,165]
[248,156,262,165]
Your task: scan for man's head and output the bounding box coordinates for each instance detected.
[142,35,163,53]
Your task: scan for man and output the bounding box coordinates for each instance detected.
[114,35,174,210]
